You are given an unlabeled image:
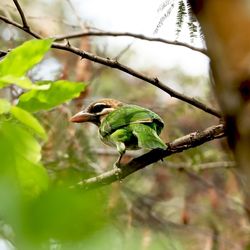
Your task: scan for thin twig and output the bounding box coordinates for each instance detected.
[0,14,41,38]
[163,161,235,170]
[12,0,29,30]
[0,15,221,117]
[93,149,235,170]
[76,123,225,190]
[115,42,134,60]
[195,161,235,170]
[53,30,208,55]
[65,0,84,29]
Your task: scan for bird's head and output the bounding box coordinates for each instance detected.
[70,98,123,126]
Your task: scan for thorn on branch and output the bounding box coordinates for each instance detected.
[154,77,159,83]
[66,39,71,47]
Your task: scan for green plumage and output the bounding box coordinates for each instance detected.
[99,105,166,155]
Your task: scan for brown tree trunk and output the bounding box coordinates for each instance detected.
[189,0,250,217]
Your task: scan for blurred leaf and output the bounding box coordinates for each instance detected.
[64,226,123,250]
[0,99,11,114]
[18,80,86,112]
[0,75,51,90]
[0,178,21,226]
[25,188,107,241]
[0,121,41,165]
[0,39,53,77]
[11,106,47,140]
[0,121,48,196]
[16,160,49,198]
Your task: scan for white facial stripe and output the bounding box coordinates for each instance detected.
[93,102,107,107]
[89,102,112,114]
[97,107,115,115]
[98,108,115,123]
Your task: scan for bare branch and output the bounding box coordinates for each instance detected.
[0,14,41,38]
[93,149,235,170]
[53,30,207,56]
[163,161,235,170]
[0,50,8,58]
[76,123,225,190]
[65,0,84,29]
[0,15,221,118]
[53,42,221,117]
[12,0,29,30]
[194,161,235,170]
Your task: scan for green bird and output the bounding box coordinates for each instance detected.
[70,98,166,167]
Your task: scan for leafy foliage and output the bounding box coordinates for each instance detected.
[11,106,47,139]
[186,3,199,41]
[155,0,202,41]
[0,38,86,192]
[0,39,52,90]
[0,39,52,77]
[18,80,85,112]
[154,0,175,34]
[0,39,105,249]
[0,98,11,114]
[0,121,47,197]
[175,0,186,38]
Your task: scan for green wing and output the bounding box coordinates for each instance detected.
[130,124,167,150]
[100,105,165,137]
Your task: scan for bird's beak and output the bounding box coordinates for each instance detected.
[70,110,96,123]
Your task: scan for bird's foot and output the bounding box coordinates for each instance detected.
[114,153,123,169]
[113,160,121,169]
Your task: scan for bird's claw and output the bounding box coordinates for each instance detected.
[113,153,123,169]
[113,160,121,169]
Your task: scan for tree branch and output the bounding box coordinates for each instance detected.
[0,15,221,118]
[162,160,235,170]
[76,123,225,190]
[52,42,221,117]
[12,0,29,30]
[0,14,41,38]
[53,31,207,56]
[93,149,235,171]
[0,50,8,58]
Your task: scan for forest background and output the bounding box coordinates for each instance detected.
[0,0,249,250]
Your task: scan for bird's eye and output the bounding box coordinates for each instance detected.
[90,103,111,113]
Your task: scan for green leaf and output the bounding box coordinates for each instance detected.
[0,39,53,77]
[0,75,51,90]
[26,188,107,241]
[16,160,49,198]
[0,98,11,114]
[18,80,86,112]
[0,121,48,196]
[0,121,41,165]
[11,106,47,139]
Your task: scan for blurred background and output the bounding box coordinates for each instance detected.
[0,0,249,249]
